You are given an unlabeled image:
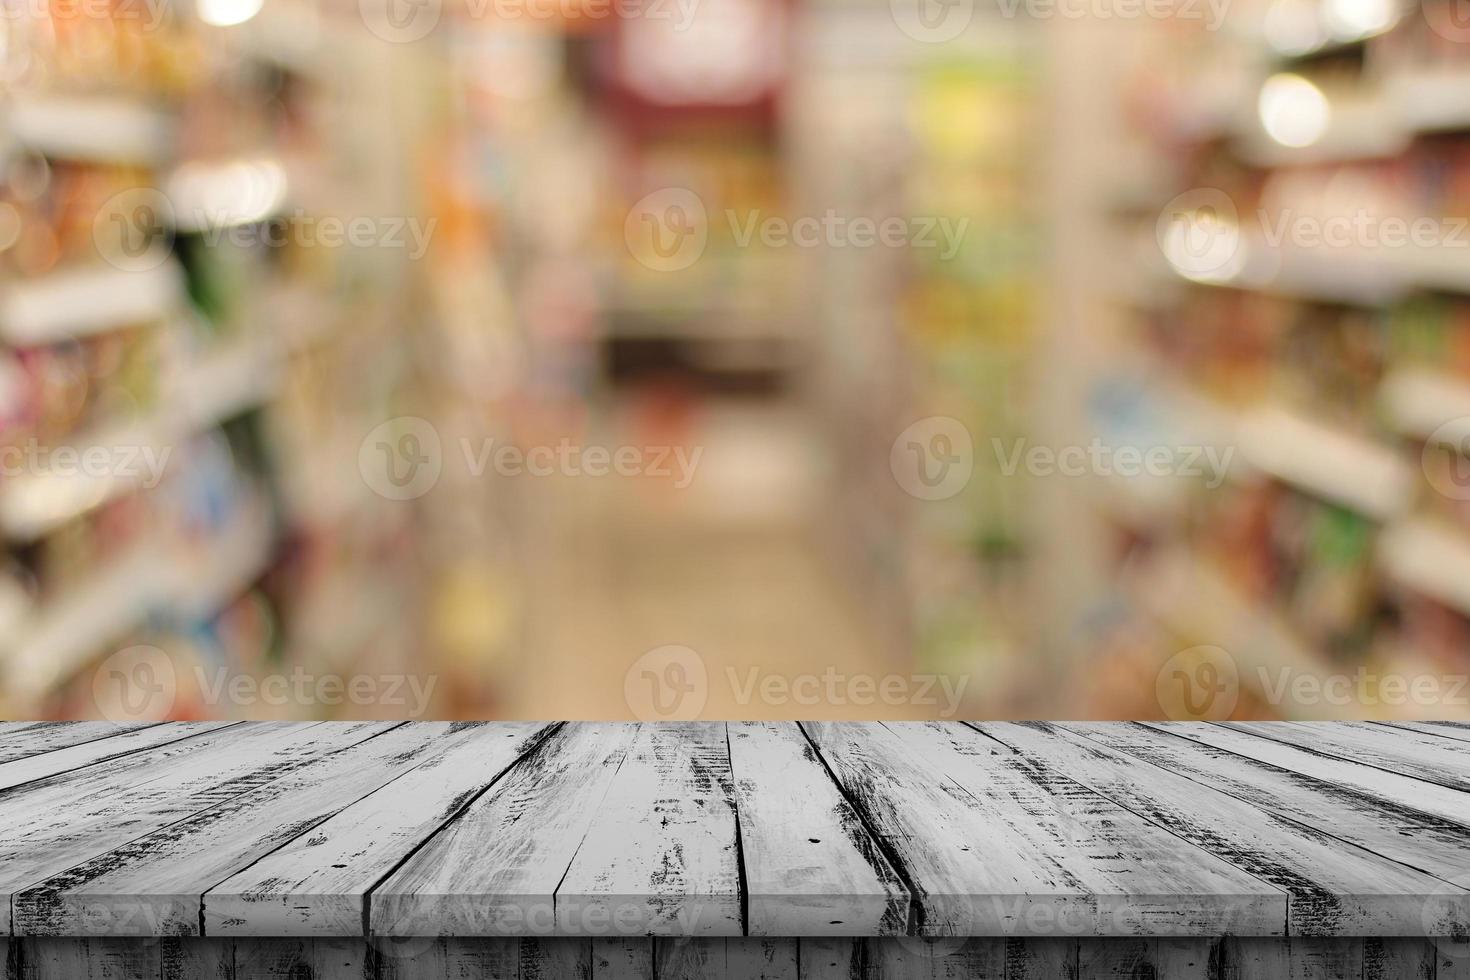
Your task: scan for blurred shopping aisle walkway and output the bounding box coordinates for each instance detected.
[510,397,932,720]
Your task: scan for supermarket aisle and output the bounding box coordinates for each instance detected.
[511,398,924,720]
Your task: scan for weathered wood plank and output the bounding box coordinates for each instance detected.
[372,938,518,980]
[804,721,1086,938]
[0,725,154,766]
[1076,938,1153,979]
[15,724,545,936]
[1384,721,1470,744]
[20,937,158,980]
[233,938,372,980]
[652,939,800,980]
[725,938,800,980]
[1077,722,1470,880]
[887,723,1283,937]
[0,723,236,793]
[0,722,394,936]
[1228,721,1470,793]
[1288,936,1362,979]
[1156,721,1470,828]
[204,722,554,935]
[1216,936,1289,980]
[552,724,741,936]
[593,937,653,980]
[159,938,231,980]
[1002,937,1077,980]
[798,938,872,980]
[1437,939,1470,979]
[520,938,590,980]
[1152,938,1214,979]
[977,722,1470,936]
[1362,937,1435,979]
[727,722,907,936]
[372,723,639,937]
[873,937,1004,979]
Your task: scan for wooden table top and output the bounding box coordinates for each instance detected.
[0,720,1466,942]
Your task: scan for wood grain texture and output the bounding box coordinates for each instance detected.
[727,722,907,936]
[553,724,741,937]
[204,723,554,936]
[0,723,235,793]
[1154,722,1470,828]
[0,722,395,936]
[0,724,152,765]
[1226,722,1470,793]
[1075,723,1470,881]
[976,722,1470,937]
[888,723,1283,936]
[4,721,1470,951]
[371,723,640,937]
[14,723,509,936]
[11,936,1470,978]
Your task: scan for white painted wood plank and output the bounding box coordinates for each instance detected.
[1227,721,1470,793]
[1074,722,1470,881]
[0,723,236,792]
[886,723,1283,937]
[804,721,1091,938]
[1386,721,1470,745]
[727,722,907,936]
[13,723,506,935]
[203,722,553,936]
[554,724,741,937]
[0,724,153,765]
[0,722,392,936]
[977,722,1470,936]
[1153,722,1470,828]
[372,723,639,937]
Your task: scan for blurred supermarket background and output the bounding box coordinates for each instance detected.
[3,0,1470,722]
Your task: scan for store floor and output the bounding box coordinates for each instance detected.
[510,397,926,720]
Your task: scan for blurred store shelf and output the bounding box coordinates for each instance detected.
[1,262,184,346]
[4,95,176,166]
